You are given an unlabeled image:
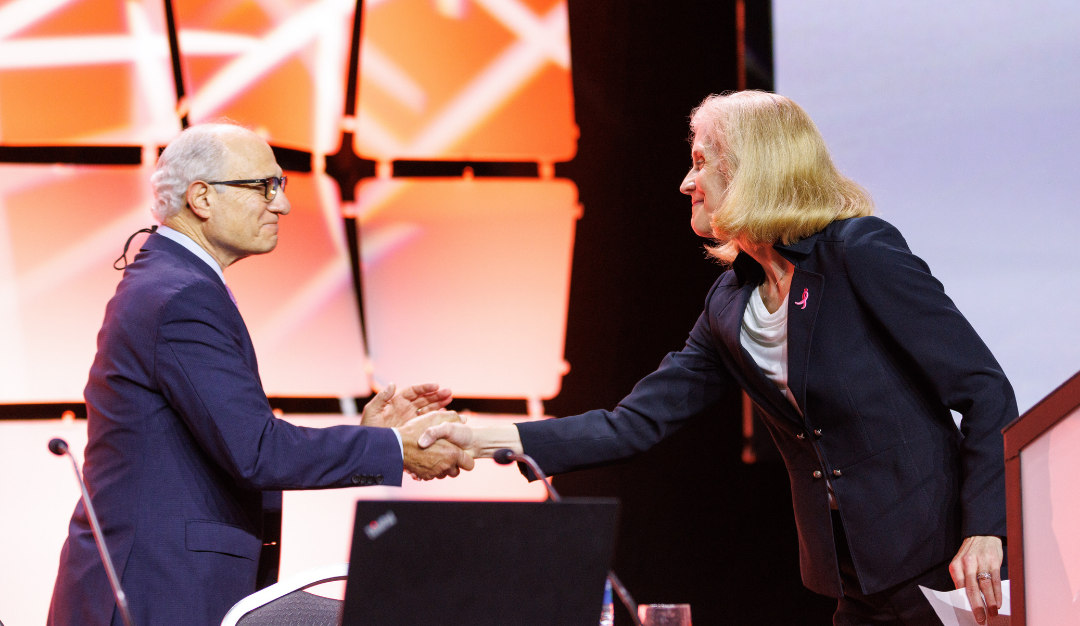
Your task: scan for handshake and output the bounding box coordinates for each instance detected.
[359,383,519,481]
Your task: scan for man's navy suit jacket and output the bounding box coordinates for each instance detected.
[49,234,403,626]
[518,216,1017,598]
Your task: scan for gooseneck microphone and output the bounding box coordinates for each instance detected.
[493,448,560,502]
[49,438,137,626]
[494,449,644,626]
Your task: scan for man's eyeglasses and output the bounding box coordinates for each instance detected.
[206,176,288,200]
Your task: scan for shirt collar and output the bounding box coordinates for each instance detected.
[774,230,823,260]
[731,229,825,286]
[156,225,227,286]
[731,252,765,286]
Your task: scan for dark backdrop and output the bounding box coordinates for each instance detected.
[544,1,836,623]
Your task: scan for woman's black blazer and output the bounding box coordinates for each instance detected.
[518,216,1017,597]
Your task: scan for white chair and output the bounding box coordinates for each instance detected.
[221,563,348,626]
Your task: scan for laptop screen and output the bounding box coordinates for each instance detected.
[341,499,620,626]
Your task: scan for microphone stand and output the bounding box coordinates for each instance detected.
[50,438,137,626]
[495,449,644,626]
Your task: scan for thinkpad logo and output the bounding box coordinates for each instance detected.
[363,511,398,540]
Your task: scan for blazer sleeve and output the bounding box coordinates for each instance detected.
[153,279,404,490]
[841,216,1016,538]
[517,281,738,475]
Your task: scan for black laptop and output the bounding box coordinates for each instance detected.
[340,499,620,626]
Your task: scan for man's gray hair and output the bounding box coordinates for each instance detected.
[150,123,245,222]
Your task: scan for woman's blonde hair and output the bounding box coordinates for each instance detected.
[690,91,873,262]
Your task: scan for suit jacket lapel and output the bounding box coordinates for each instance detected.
[715,282,755,377]
[786,269,823,416]
[715,279,805,426]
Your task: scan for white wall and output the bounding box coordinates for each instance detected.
[774,0,1080,411]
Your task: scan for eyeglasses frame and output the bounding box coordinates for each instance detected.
[205,176,288,200]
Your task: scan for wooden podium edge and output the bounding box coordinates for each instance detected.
[1001,368,1080,626]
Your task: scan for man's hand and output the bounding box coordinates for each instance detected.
[949,535,1004,625]
[360,382,452,428]
[397,410,474,480]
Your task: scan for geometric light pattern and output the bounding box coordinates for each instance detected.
[0,0,356,152]
[0,0,576,159]
[354,0,576,162]
[0,164,370,401]
[0,2,581,619]
[0,163,155,401]
[228,171,370,398]
[0,0,179,145]
[0,0,580,404]
[357,177,579,402]
[176,0,357,154]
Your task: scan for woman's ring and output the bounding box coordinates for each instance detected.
[976,572,992,581]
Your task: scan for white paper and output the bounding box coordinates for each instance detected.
[919,580,1011,626]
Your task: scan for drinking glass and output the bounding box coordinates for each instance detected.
[637,603,691,626]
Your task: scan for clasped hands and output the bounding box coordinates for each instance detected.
[359,384,518,481]
[359,382,474,480]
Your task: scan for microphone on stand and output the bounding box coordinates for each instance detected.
[494,449,644,626]
[49,438,137,626]
[493,448,559,501]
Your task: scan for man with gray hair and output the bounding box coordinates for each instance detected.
[48,123,473,626]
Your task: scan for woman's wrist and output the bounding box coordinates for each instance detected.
[473,424,524,458]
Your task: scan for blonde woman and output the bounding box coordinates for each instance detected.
[421,91,1015,626]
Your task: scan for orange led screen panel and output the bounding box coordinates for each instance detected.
[0,163,152,400]
[0,0,180,145]
[0,164,369,401]
[174,0,356,153]
[354,0,577,162]
[226,171,370,398]
[357,177,579,400]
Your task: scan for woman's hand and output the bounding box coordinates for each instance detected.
[949,535,1003,625]
[417,422,522,461]
[359,382,452,428]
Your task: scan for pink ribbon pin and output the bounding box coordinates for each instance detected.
[794,288,809,310]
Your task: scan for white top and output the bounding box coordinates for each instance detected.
[739,287,800,413]
[740,285,837,507]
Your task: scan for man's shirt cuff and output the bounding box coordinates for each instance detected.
[390,427,404,459]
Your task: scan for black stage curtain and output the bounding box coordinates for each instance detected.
[547,1,836,624]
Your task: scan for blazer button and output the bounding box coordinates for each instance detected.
[796,433,806,440]
[833,469,842,477]
[375,475,384,485]
[813,429,823,436]
[351,474,362,485]
[813,470,823,478]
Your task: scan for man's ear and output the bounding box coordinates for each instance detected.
[185,181,214,220]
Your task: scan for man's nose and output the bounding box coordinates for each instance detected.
[270,192,290,215]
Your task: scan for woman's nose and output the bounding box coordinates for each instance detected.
[680,172,695,194]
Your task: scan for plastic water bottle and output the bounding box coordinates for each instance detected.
[599,578,615,626]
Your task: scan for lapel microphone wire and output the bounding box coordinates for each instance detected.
[114,225,158,270]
